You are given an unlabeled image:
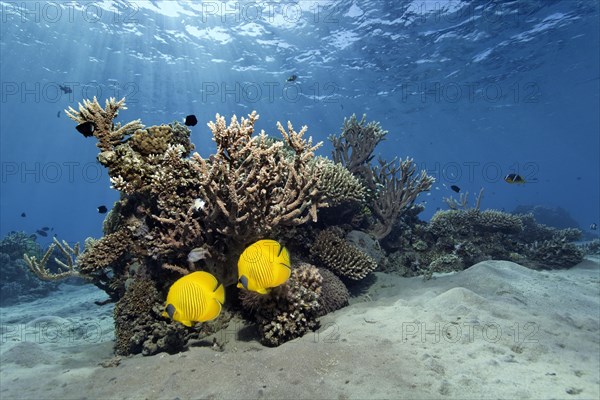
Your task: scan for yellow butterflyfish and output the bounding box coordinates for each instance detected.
[237,239,291,295]
[162,271,225,327]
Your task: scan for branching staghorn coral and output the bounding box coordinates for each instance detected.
[37,98,443,353]
[191,112,327,242]
[24,237,83,281]
[329,115,433,239]
[65,97,143,153]
[443,188,484,211]
[370,157,435,239]
[329,114,387,176]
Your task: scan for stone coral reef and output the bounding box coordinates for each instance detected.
[380,194,586,277]
[19,97,584,356]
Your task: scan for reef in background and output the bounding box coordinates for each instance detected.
[0,232,58,306]
[512,204,581,230]
[380,191,585,277]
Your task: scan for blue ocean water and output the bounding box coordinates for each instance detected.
[0,0,598,247]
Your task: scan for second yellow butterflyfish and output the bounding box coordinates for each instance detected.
[237,239,291,295]
[162,271,225,327]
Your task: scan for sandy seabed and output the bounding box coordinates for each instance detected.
[1,257,599,400]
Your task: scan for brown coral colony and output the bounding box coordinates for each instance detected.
[25,96,586,355]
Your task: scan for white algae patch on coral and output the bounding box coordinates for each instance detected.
[1,259,598,399]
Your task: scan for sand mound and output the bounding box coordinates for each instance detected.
[1,342,54,368]
[0,259,598,399]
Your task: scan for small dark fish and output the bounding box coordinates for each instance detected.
[21,212,26,217]
[36,230,48,237]
[450,185,460,193]
[504,173,526,184]
[57,111,61,118]
[41,227,50,231]
[76,121,96,137]
[591,223,598,231]
[98,205,108,214]
[59,84,72,94]
[576,176,582,181]
[29,234,37,240]
[286,74,297,82]
[184,115,198,127]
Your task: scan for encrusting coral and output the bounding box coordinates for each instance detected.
[77,229,132,274]
[114,275,192,356]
